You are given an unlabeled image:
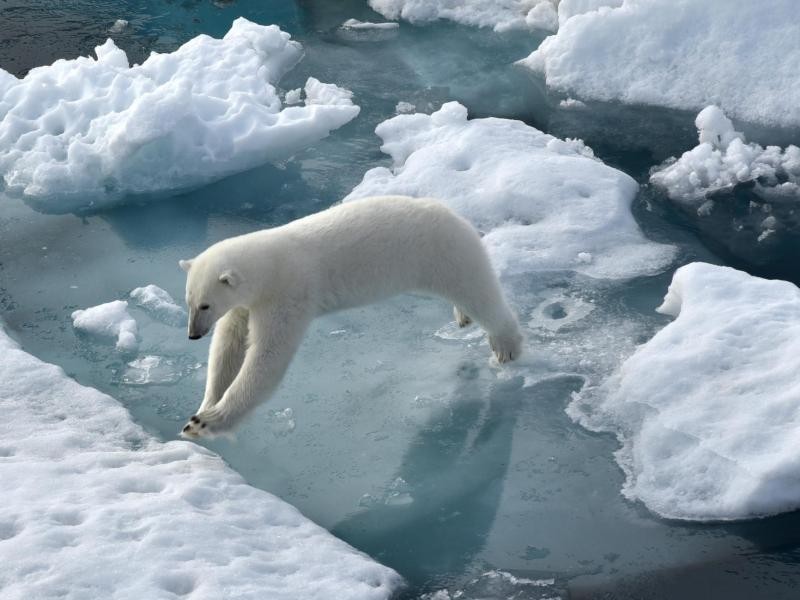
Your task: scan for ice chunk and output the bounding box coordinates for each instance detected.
[650,106,800,203]
[368,0,561,32]
[71,300,138,351]
[559,97,586,109]
[109,19,128,33]
[130,284,186,326]
[0,18,360,210]
[0,325,402,598]
[521,0,800,127]
[341,19,400,30]
[570,263,800,520]
[285,88,302,105]
[346,101,675,279]
[395,101,416,114]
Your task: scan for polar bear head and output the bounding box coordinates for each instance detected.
[179,255,244,340]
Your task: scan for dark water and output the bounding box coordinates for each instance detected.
[2,1,800,598]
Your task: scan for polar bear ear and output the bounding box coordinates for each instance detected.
[219,269,239,288]
[179,259,194,272]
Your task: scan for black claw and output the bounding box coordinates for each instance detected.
[190,415,199,423]
[201,423,207,429]
[182,425,190,432]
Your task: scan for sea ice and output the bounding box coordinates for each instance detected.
[650,106,800,204]
[395,101,416,114]
[120,355,201,386]
[130,284,187,327]
[0,18,360,210]
[109,19,128,33]
[368,0,560,32]
[341,19,400,30]
[0,325,401,599]
[346,101,674,279]
[71,300,138,351]
[570,262,800,520]
[521,0,800,127]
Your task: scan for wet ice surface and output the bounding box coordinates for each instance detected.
[3,1,800,599]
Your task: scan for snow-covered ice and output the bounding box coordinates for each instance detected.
[0,325,402,599]
[570,262,800,520]
[130,284,186,327]
[650,106,800,203]
[368,0,560,32]
[0,18,360,210]
[346,101,674,279]
[521,0,800,127]
[71,300,138,351]
[341,19,400,30]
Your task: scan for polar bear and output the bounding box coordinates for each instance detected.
[179,195,522,437]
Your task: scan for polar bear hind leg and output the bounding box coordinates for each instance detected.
[453,305,472,327]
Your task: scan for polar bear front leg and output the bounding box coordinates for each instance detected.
[182,304,311,438]
[197,307,249,414]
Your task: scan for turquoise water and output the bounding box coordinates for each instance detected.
[3,1,800,598]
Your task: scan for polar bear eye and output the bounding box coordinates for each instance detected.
[199,304,210,311]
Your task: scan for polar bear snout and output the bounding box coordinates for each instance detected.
[187,309,212,340]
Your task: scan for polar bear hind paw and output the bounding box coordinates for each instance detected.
[453,306,472,328]
[489,331,523,363]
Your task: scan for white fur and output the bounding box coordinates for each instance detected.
[179,195,523,437]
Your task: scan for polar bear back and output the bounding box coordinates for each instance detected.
[291,196,491,313]
[209,195,502,319]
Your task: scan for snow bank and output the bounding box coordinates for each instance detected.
[130,284,186,327]
[650,106,800,203]
[0,325,402,599]
[570,262,800,520]
[0,18,360,210]
[346,101,674,279]
[521,0,800,128]
[71,300,138,351]
[368,0,560,32]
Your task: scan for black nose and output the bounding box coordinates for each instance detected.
[188,334,201,340]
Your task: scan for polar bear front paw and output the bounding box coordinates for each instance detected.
[181,407,233,438]
[181,414,209,438]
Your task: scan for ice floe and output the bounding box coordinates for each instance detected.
[0,18,360,210]
[368,0,561,32]
[341,19,400,30]
[521,0,800,127]
[130,284,187,327]
[71,300,138,351]
[650,106,800,204]
[346,101,674,279]
[0,325,402,599]
[570,262,800,520]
